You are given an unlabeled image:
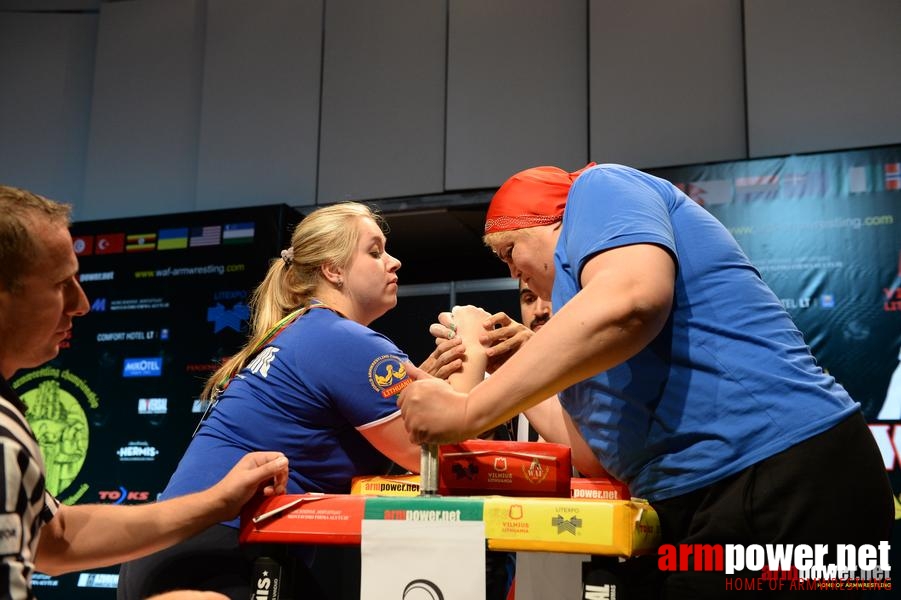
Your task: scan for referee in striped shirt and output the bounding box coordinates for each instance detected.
[0,186,290,600]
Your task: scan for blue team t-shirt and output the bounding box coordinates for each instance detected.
[553,164,858,501]
[162,307,410,525]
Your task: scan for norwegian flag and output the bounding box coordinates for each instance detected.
[885,162,900,191]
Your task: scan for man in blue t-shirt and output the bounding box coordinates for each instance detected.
[399,163,894,598]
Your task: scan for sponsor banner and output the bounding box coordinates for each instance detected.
[96,330,160,342]
[76,573,119,588]
[13,366,99,502]
[31,574,60,588]
[79,271,115,282]
[207,302,250,333]
[133,263,245,279]
[570,477,630,500]
[117,442,159,462]
[122,357,163,378]
[351,474,421,497]
[138,397,168,414]
[483,497,659,555]
[438,439,572,497]
[240,494,367,545]
[110,298,170,311]
[98,487,150,504]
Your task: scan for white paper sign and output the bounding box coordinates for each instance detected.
[360,518,485,600]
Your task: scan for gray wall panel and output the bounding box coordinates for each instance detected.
[0,13,96,211]
[0,0,99,10]
[589,0,746,168]
[446,0,588,189]
[82,0,205,219]
[1,1,900,221]
[317,0,446,203]
[745,0,901,157]
[196,0,322,209]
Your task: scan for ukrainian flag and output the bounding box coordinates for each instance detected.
[157,227,189,250]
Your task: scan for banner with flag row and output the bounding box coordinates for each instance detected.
[670,161,900,207]
[72,222,251,256]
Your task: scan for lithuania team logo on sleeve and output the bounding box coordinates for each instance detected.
[368,355,411,398]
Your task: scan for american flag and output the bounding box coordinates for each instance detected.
[190,225,222,247]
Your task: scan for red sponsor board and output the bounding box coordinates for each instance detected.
[438,439,572,497]
[240,494,366,545]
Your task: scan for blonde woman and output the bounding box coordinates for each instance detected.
[118,202,488,600]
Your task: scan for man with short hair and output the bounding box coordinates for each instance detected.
[518,279,551,334]
[0,185,289,600]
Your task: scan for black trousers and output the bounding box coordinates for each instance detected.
[117,524,356,600]
[629,411,894,599]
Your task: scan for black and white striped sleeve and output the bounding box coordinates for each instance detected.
[1,401,58,600]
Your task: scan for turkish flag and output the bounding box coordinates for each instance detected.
[95,233,125,254]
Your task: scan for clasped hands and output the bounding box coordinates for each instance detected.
[419,306,533,377]
[401,305,532,444]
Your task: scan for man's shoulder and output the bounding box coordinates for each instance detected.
[0,390,43,461]
[0,373,29,414]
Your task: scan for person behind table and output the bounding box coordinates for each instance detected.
[118,202,488,600]
[513,279,558,441]
[518,279,551,334]
[431,281,608,478]
[398,163,894,598]
[0,185,289,600]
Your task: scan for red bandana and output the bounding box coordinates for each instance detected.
[484,163,596,234]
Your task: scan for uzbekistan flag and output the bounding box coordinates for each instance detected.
[223,222,255,245]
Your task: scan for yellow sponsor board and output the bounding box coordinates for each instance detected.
[483,497,660,557]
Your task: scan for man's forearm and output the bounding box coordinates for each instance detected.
[35,490,228,575]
